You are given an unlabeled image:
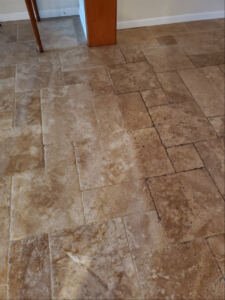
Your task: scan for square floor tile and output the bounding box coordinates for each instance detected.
[148,169,224,243]
[209,116,225,137]
[196,138,225,196]
[141,88,169,108]
[207,234,225,275]
[109,62,160,93]
[167,144,203,172]
[189,52,225,67]
[150,101,216,147]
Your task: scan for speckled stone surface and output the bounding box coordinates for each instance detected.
[1,16,224,299]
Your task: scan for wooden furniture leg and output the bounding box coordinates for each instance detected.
[31,0,41,22]
[24,0,43,52]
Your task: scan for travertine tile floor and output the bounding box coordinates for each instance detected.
[0,16,225,299]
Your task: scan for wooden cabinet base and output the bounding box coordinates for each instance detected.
[84,0,117,47]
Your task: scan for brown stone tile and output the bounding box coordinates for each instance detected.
[0,285,7,300]
[157,71,193,103]
[189,52,225,68]
[141,88,169,108]
[167,144,203,172]
[124,211,168,252]
[16,62,63,92]
[147,23,188,37]
[179,68,224,117]
[0,89,14,113]
[60,45,125,71]
[0,23,17,44]
[0,111,13,129]
[17,22,34,41]
[209,116,225,137]
[119,45,147,63]
[50,219,141,299]
[219,64,225,73]
[11,144,83,240]
[156,35,177,46]
[185,19,222,32]
[63,66,111,91]
[117,28,155,45]
[14,90,41,127]
[75,128,173,190]
[9,234,51,300]
[148,169,224,243]
[207,234,225,275]
[0,126,43,176]
[109,62,159,93]
[200,65,225,95]
[0,206,10,285]
[0,176,11,207]
[117,92,152,130]
[150,101,216,147]
[83,180,153,224]
[133,239,224,300]
[196,138,225,196]
[144,46,194,72]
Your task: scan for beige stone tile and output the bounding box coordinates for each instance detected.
[0,176,11,207]
[0,285,7,300]
[117,28,156,45]
[75,128,173,190]
[150,101,216,147]
[119,45,147,63]
[133,239,224,300]
[0,23,17,44]
[11,143,83,239]
[185,19,222,32]
[117,92,152,130]
[109,62,160,93]
[16,62,63,92]
[200,66,225,95]
[0,111,13,129]
[157,71,193,103]
[147,23,188,37]
[50,219,141,299]
[189,52,225,67]
[124,211,168,252]
[219,64,225,73]
[0,89,14,113]
[0,126,43,176]
[17,22,34,41]
[141,88,169,108]
[60,45,125,71]
[207,234,225,275]
[9,234,51,300]
[148,169,224,243]
[0,206,10,285]
[63,66,112,91]
[196,138,225,196]
[144,46,194,72]
[209,116,225,137]
[179,68,224,117]
[14,90,41,127]
[156,35,177,46]
[167,144,203,172]
[83,180,153,224]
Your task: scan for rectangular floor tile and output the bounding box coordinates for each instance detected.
[207,234,225,275]
[141,88,169,108]
[117,28,156,45]
[119,45,147,63]
[83,180,154,224]
[167,144,203,172]
[200,65,225,95]
[133,239,224,300]
[144,46,194,72]
[196,138,225,196]
[0,126,44,176]
[9,234,51,300]
[188,52,225,67]
[148,169,224,243]
[109,62,160,94]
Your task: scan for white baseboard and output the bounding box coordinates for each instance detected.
[117,10,225,29]
[0,7,79,22]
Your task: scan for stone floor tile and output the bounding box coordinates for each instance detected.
[0,23,17,44]
[167,144,203,172]
[14,90,41,127]
[148,169,224,243]
[50,219,141,299]
[0,285,7,300]
[63,66,112,91]
[124,211,168,252]
[207,234,225,275]
[0,89,14,113]
[0,111,13,129]
[17,22,34,41]
[219,64,225,73]
[0,176,11,207]
[60,45,125,71]
[156,35,177,46]
[157,71,193,103]
[200,65,225,94]
[133,239,224,300]
[75,128,173,190]
[0,206,10,285]
[150,101,216,147]
[144,46,194,72]
[209,116,225,137]
[11,143,83,239]
[83,180,153,224]
[117,28,156,45]
[117,92,152,130]
[147,23,188,36]
[185,19,222,32]
[16,62,63,92]
[196,138,225,196]
[188,52,225,67]
[9,234,51,300]
[109,62,160,93]
[119,45,147,63]
[0,126,43,176]
[141,88,169,108]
